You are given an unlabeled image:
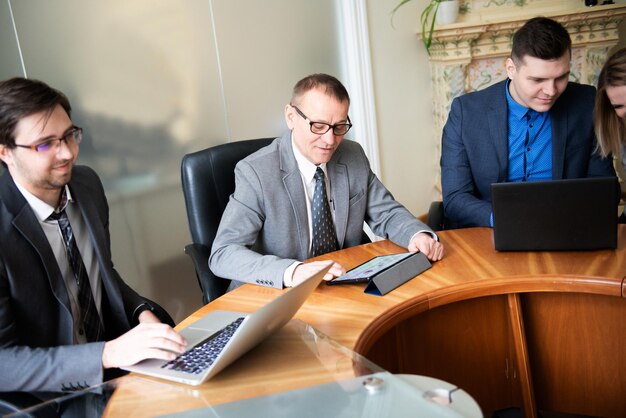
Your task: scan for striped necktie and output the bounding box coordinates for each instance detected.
[49,204,104,342]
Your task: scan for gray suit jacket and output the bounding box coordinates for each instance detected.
[441,80,615,228]
[0,166,146,392]
[209,133,434,288]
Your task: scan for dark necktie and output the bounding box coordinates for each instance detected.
[311,167,338,257]
[523,111,532,182]
[49,209,104,342]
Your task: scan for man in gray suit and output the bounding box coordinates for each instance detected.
[441,17,614,229]
[0,78,187,392]
[210,74,443,289]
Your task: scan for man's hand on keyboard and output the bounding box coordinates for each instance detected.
[165,317,244,374]
[101,323,188,369]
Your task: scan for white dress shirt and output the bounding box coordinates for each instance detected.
[283,137,335,286]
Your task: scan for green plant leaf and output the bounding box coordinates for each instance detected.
[420,1,440,54]
[390,0,415,29]
[392,0,447,54]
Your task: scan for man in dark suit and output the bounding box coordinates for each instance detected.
[210,74,444,289]
[441,17,615,228]
[0,78,187,393]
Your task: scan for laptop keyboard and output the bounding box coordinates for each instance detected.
[162,316,245,375]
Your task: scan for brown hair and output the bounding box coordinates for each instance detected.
[594,48,626,158]
[290,73,350,107]
[0,77,71,149]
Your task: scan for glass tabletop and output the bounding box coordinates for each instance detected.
[4,320,482,418]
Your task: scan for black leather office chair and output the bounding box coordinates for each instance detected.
[427,200,446,231]
[181,138,275,304]
[0,392,57,417]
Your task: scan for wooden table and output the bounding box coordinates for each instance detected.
[103,320,389,417]
[111,226,626,417]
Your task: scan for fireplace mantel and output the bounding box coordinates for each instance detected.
[425,0,626,190]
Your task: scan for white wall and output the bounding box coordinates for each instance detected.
[366,0,439,217]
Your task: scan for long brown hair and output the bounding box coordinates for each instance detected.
[594,48,626,158]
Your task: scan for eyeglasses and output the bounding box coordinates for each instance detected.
[14,126,83,153]
[291,105,352,136]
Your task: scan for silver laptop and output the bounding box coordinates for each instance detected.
[491,177,619,251]
[124,263,330,386]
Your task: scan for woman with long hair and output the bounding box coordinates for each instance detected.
[594,47,626,220]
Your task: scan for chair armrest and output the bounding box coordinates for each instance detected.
[0,393,58,416]
[427,201,445,232]
[184,243,230,304]
[184,243,211,277]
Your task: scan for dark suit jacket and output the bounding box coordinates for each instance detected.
[441,80,615,228]
[0,166,147,392]
[210,133,434,288]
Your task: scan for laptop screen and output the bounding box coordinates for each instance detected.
[491,177,619,251]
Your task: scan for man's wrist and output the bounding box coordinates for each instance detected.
[283,261,302,287]
[411,230,438,243]
[132,302,154,324]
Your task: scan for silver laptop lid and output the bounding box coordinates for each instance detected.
[124,262,331,385]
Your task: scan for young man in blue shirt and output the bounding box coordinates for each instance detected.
[441,17,614,228]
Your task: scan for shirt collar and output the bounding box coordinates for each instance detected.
[506,79,531,122]
[290,133,328,182]
[14,182,73,222]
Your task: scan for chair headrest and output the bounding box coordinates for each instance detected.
[180,138,274,246]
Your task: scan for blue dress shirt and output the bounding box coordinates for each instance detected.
[506,82,553,182]
[490,82,554,226]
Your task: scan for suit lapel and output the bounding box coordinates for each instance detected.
[327,156,348,248]
[0,172,72,317]
[278,134,310,260]
[68,171,126,322]
[69,177,109,270]
[488,81,510,181]
[550,101,567,179]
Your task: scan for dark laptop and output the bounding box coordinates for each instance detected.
[491,177,619,251]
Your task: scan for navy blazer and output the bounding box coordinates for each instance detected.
[441,80,615,228]
[0,166,146,392]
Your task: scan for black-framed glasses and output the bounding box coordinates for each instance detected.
[292,105,352,136]
[14,126,83,153]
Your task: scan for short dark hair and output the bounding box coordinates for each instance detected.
[511,17,571,65]
[290,73,350,107]
[0,77,71,149]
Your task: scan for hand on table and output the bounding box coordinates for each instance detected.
[292,260,345,287]
[408,232,444,261]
